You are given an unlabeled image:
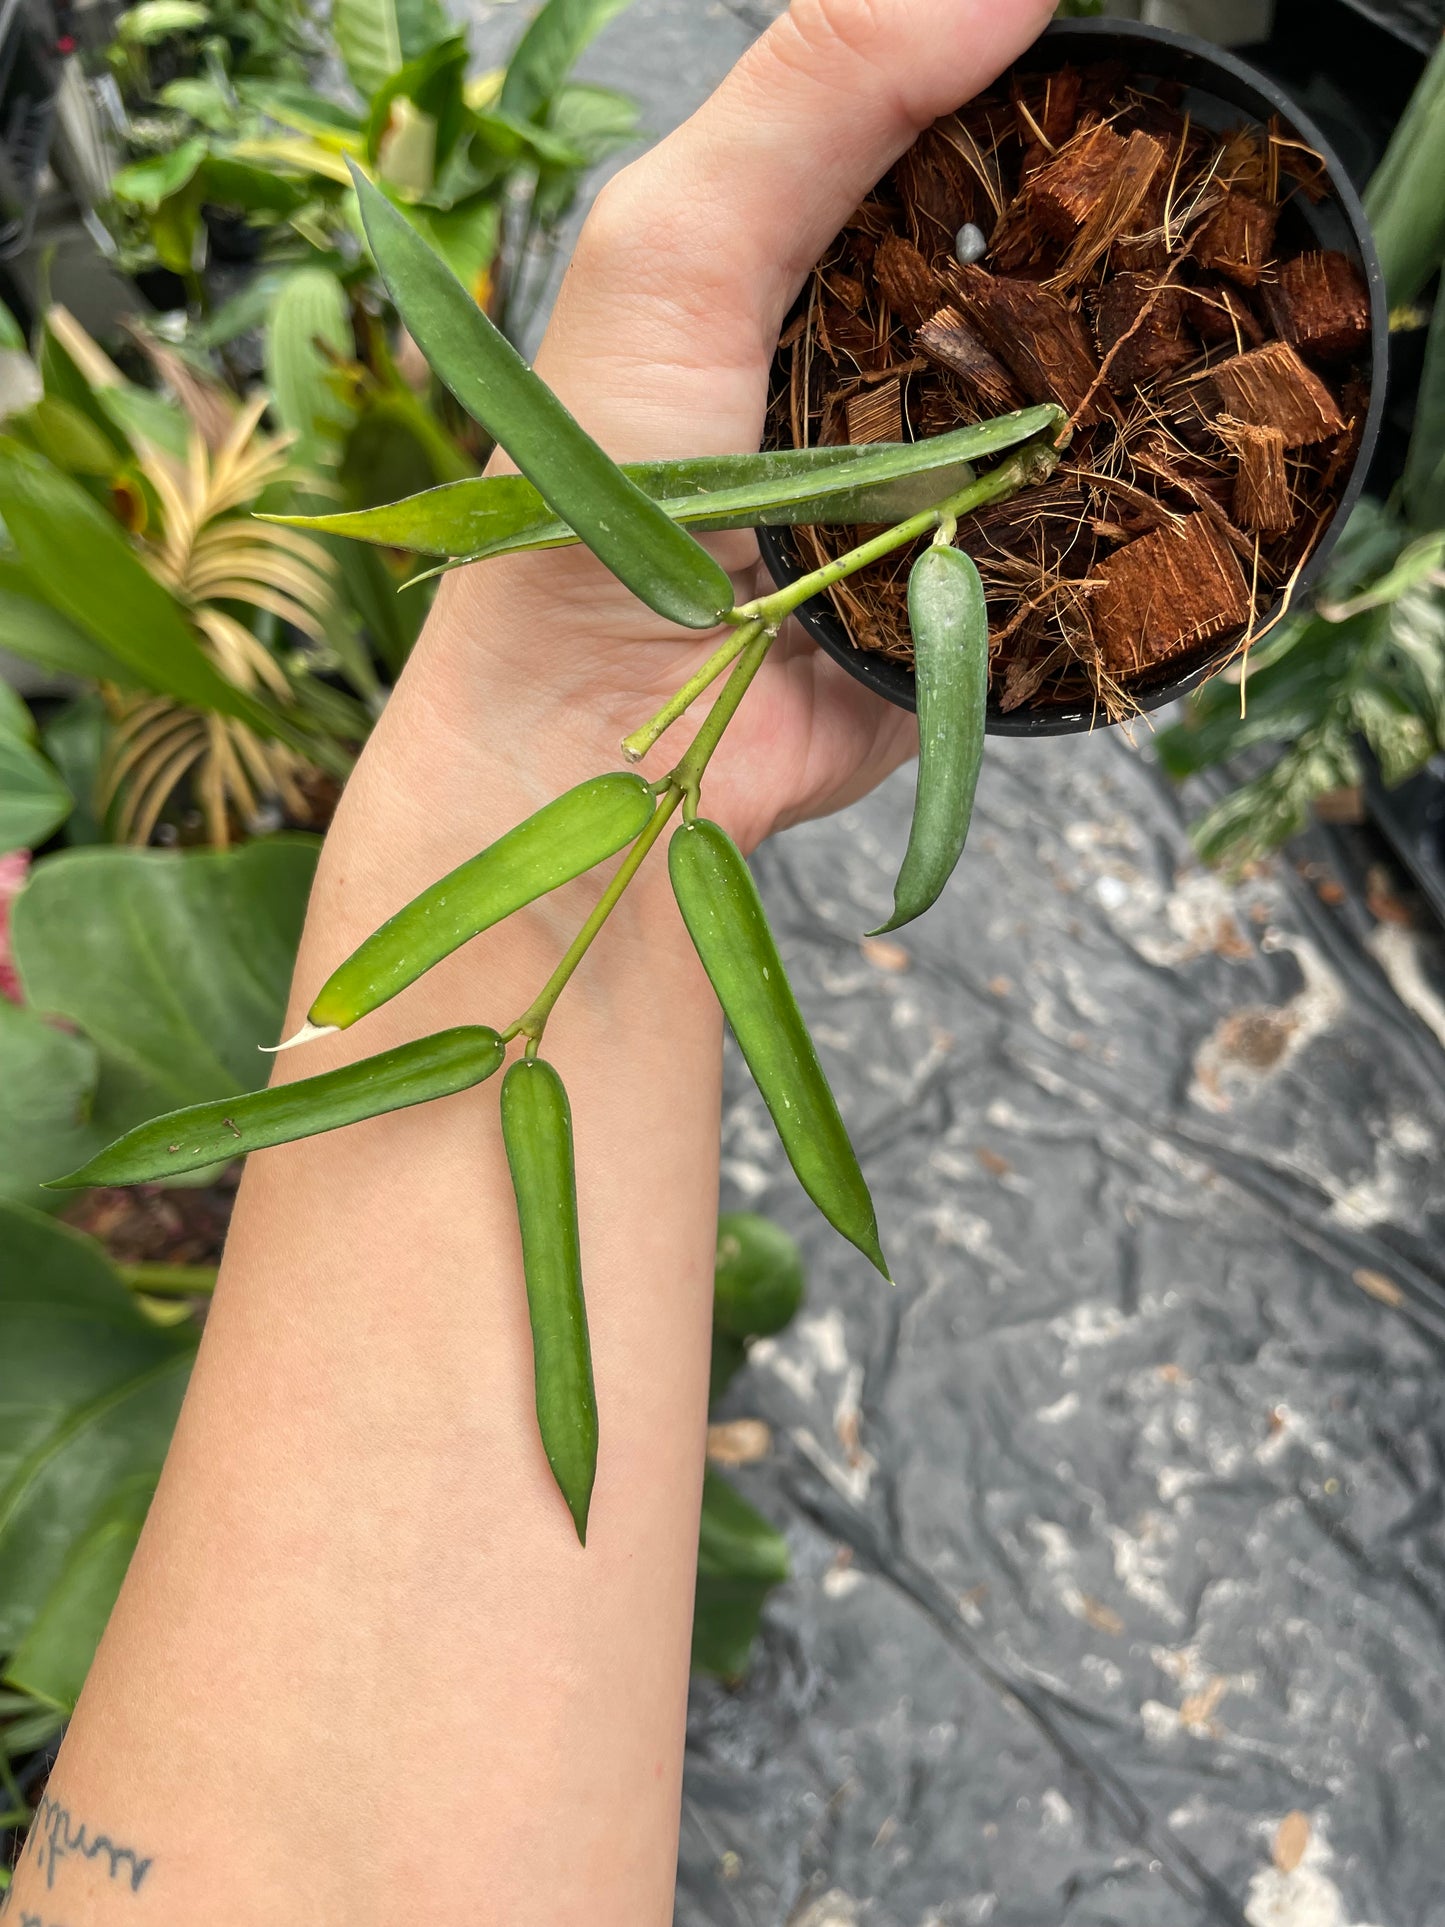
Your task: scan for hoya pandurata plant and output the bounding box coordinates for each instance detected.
[50,164,1065,1541]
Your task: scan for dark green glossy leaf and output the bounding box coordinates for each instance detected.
[0,999,100,1211]
[267,406,1063,562]
[51,1026,507,1188]
[309,773,653,1030]
[670,820,888,1278]
[498,0,634,124]
[349,164,735,628]
[874,544,988,933]
[710,1211,804,1404]
[500,1058,598,1545]
[7,1479,152,1708]
[265,266,355,462]
[13,838,317,1137]
[0,681,71,856]
[0,443,286,736]
[0,1205,195,1671]
[692,1468,789,1679]
[364,34,469,172]
[713,1212,805,1340]
[0,556,137,683]
[38,320,131,463]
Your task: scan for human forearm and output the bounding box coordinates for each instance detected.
[19,608,726,1927]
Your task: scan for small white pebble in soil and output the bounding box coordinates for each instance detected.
[955,222,987,266]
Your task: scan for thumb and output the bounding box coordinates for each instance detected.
[535,0,1057,460]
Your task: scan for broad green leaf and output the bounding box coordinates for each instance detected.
[499,0,634,125]
[157,75,239,133]
[116,0,208,41]
[364,35,469,173]
[713,1212,805,1340]
[0,297,24,352]
[350,164,734,628]
[1365,33,1445,307]
[0,1205,194,1667]
[7,1479,152,1709]
[1404,289,1445,534]
[0,442,287,735]
[0,999,100,1211]
[265,267,355,462]
[14,397,120,478]
[97,383,191,461]
[711,1210,804,1404]
[228,134,355,187]
[195,154,311,215]
[270,408,1062,563]
[0,555,125,683]
[403,197,500,299]
[234,79,365,145]
[548,81,642,164]
[38,320,132,462]
[40,695,109,845]
[333,0,449,101]
[110,138,208,209]
[692,1468,789,1679]
[12,837,318,1137]
[0,681,71,854]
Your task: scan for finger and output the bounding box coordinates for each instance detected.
[538,0,1057,456]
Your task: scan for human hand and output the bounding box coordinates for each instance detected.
[388,0,1058,854]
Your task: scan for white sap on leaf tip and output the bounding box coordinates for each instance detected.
[261,1019,340,1053]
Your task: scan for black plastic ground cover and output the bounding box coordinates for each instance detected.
[684,731,1445,1926]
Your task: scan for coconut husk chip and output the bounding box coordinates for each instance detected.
[766,60,1372,719]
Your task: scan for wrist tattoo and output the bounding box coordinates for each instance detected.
[11,1796,153,1897]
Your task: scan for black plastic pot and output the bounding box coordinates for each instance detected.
[758,17,1390,736]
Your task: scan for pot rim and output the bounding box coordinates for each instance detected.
[758,15,1390,736]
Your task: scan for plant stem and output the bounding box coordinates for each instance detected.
[508,786,685,1048]
[622,437,1059,764]
[669,623,778,817]
[738,437,1058,630]
[119,1262,218,1297]
[621,618,765,763]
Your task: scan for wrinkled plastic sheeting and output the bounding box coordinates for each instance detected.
[682,727,1445,1927]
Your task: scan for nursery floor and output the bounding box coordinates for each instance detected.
[465,6,1445,1921]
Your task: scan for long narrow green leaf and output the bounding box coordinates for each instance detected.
[500,1057,598,1544]
[874,545,989,933]
[267,406,1063,560]
[308,772,654,1031]
[1404,289,1445,533]
[349,164,735,629]
[499,0,634,124]
[0,444,286,736]
[669,819,888,1278]
[49,1026,506,1188]
[1364,33,1445,307]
